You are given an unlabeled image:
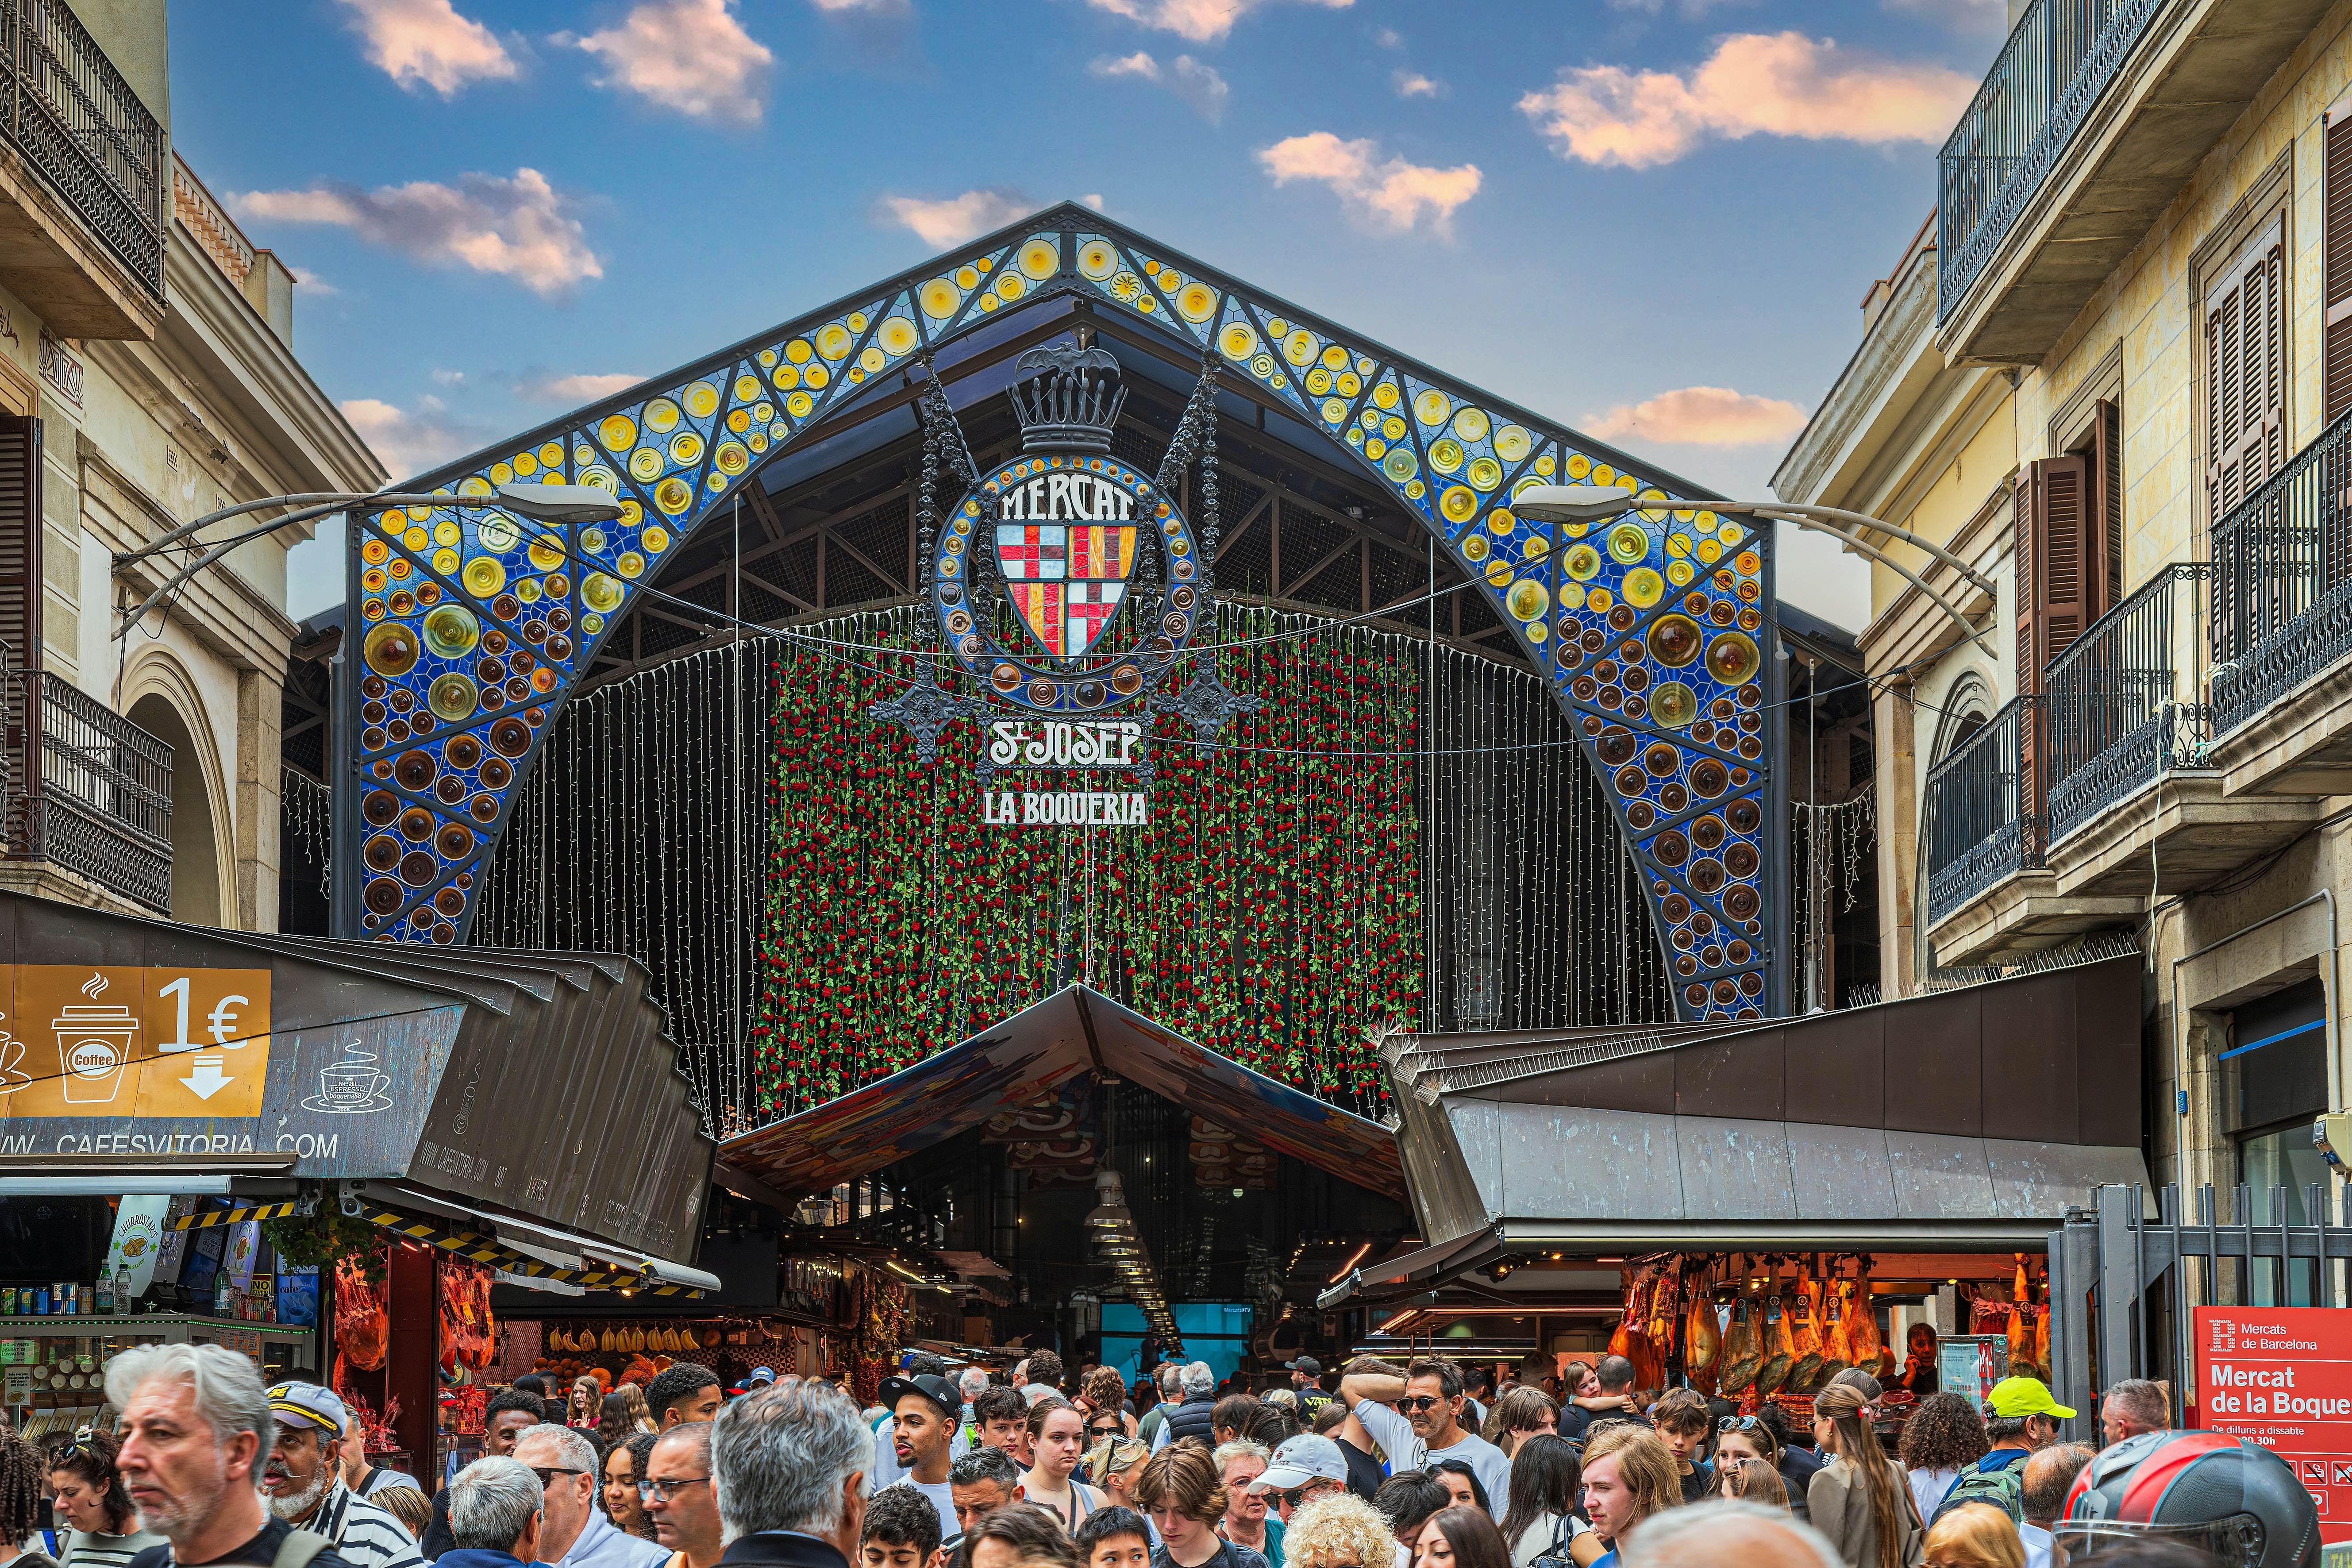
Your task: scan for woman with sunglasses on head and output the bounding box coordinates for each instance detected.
[1086,1437,1153,1526]
[1808,1383,1922,1568]
[1709,1451,1790,1514]
[47,1433,158,1568]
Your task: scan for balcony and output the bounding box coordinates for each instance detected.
[3,666,171,912]
[0,0,164,339]
[2041,562,2318,898]
[1937,0,2332,364]
[2209,408,2352,796]
[1923,693,2142,967]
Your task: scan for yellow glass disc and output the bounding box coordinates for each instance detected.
[1440,485,1479,524]
[1415,389,1451,426]
[1453,407,1490,443]
[599,414,636,451]
[645,398,681,433]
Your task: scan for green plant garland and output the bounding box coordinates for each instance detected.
[749,606,1423,1119]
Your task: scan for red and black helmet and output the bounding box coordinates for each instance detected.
[2053,1429,2320,1567]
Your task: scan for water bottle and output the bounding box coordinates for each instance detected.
[114,1266,132,1316]
[92,1275,112,1315]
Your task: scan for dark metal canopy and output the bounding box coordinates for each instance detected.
[0,891,712,1267]
[716,983,1404,1204]
[1324,952,2150,1301]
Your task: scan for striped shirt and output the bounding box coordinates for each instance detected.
[60,1532,163,1568]
[309,1479,426,1568]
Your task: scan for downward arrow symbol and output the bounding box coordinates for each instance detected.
[179,1054,233,1101]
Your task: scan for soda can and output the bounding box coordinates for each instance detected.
[31,1289,47,1315]
[0,1286,15,1315]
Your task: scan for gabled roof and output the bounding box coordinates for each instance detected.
[716,984,1404,1203]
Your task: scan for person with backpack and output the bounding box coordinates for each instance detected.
[1495,1435,1583,1568]
[1929,1379,2070,1529]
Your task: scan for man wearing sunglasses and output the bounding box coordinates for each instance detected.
[1245,1436,1350,1525]
[1336,1359,1509,1507]
[512,1425,666,1568]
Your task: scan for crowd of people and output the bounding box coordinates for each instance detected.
[0,1340,2298,1568]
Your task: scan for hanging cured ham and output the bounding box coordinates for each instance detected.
[1847,1272,1884,1370]
[1755,1294,1795,1394]
[1786,1275,1825,1391]
[1718,1297,1763,1390]
[1685,1279,1721,1374]
[1817,1281,1852,1383]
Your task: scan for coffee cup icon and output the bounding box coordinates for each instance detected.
[54,1004,136,1104]
[302,1045,391,1115]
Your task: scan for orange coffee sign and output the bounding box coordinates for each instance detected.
[0,966,273,1118]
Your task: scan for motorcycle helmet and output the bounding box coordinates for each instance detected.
[2053,1429,2320,1567]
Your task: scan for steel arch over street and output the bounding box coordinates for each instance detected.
[335,201,1786,1020]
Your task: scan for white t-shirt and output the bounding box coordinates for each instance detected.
[2019,1522,2052,1568]
[1353,1398,1512,1504]
[885,1478,960,1548]
[1907,1466,1959,1526]
[871,1420,973,1491]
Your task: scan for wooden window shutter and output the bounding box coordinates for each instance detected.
[2328,102,2352,421]
[2088,397,2124,617]
[0,413,39,675]
[0,412,40,837]
[2207,214,2288,525]
[2015,455,2093,690]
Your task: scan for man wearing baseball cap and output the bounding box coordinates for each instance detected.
[874,1374,964,1547]
[1247,1435,1350,1525]
[1284,1359,1330,1418]
[264,1383,426,1568]
[1928,1378,2072,1528]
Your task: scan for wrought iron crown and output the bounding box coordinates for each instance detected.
[1009,338,1127,453]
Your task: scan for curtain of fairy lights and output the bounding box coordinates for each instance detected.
[473,640,766,1135]
[474,604,1672,1136]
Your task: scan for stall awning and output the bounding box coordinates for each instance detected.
[0,891,713,1271]
[1356,953,2153,1275]
[1317,1228,1502,1309]
[722,983,1403,1201]
[345,1181,722,1296]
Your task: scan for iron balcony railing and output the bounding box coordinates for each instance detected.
[0,0,164,298]
[1936,0,2173,323]
[2044,563,2210,845]
[3,666,171,911]
[2210,406,2352,735]
[1923,693,2044,928]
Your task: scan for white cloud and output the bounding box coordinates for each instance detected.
[289,266,337,296]
[1257,132,1479,235]
[1392,70,1446,99]
[1586,385,1807,446]
[1605,0,1760,15]
[1519,31,1976,169]
[1089,51,1229,122]
[522,371,643,403]
[575,0,773,127]
[1373,26,1401,47]
[430,367,466,385]
[1084,0,1351,45]
[233,168,602,300]
[1882,0,2006,27]
[1082,194,1106,211]
[341,395,489,477]
[335,0,516,96]
[878,188,1039,247]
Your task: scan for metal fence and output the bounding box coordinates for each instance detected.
[1923,694,2044,927]
[1937,0,2173,322]
[4,668,171,910]
[2044,562,2210,844]
[0,0,164,298]
[2210,406,2352,735]
[2052,1183,2352,1435]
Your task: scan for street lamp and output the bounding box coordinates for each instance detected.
[112,482,626,637]
[1513,483,1993,651]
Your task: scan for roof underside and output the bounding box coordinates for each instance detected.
[717,983,1405,1202]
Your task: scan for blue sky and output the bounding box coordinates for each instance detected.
[169,0,2009,629]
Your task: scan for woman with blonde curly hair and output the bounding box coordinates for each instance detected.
[1282,1491,1399,1568]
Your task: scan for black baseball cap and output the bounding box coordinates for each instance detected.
[879,1372,962,1423]
[1285,1356,1321,1375]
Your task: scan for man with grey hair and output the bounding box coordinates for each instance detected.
[440,1456,545,1568]
[2098,1379,2171,1449]
[512,1424,664,1568]
[2019,1443,2095,1568]
[113,1344,357,1568]
[711,1380,870,1568]
[644,1423,723,1568]
[1618,1499,1842,1568]
[1149,1363,1217,1453]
